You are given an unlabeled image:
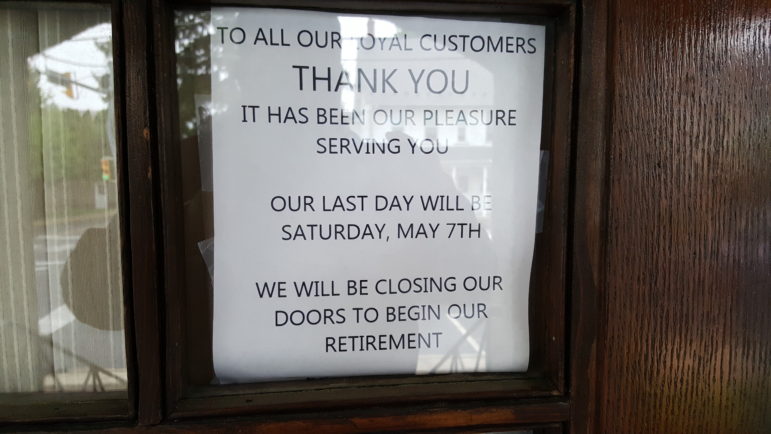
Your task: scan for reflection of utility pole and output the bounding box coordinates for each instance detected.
[63,73,75,98]
[99,53,117,162]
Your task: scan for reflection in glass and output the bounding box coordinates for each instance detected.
[173,8,544,383]
[0,4,126,394]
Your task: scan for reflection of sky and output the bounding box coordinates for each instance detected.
[28,23,111,112]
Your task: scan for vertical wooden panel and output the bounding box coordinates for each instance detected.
[570,0,610,431]
[599,0,771,431]
[122,0,163,425]
[150,0,188,414]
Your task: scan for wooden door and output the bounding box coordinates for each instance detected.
[573,0,770,432]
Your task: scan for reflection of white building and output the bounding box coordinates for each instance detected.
[336,17,502,235]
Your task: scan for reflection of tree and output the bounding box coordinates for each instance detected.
[173,10,216,384]
[27,95,112,184]
[27,33,114,186]
[175,11,211,139]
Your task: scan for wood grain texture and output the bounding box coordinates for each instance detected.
[170,374,559,419]
[122,0,164,425]
[599,0,771,431]
[569,0,610,431]
[67,401,568,433]
[150,0,189,417]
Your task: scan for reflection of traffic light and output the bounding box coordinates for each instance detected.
[100,157,112,181]
[63,72,75,98]
[49,71,77,99]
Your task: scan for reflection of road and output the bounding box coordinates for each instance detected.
[31,216,126,389]
[33,219,91,333]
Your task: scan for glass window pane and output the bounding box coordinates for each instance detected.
[174,9,215,386]
[173,7,545,385]
[0,3,127,395]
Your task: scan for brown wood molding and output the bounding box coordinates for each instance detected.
[75,400,569,433]
[122,0,164,425]
[170,374,560,419]
[0,392,128,424]
[569,0,611,432]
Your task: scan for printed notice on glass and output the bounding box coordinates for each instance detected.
[211,7,545,382]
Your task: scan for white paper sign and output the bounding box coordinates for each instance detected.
[211,7,545,382]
